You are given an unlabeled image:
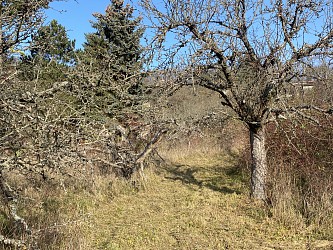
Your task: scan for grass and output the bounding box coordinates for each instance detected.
[6,145,333,249]
[50,150,330,250]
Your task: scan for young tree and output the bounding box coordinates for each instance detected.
[142,0,333,200]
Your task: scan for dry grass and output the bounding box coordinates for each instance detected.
[266,118,333,242]
[2,118,330,249]
[2,85,332,249]
[78,153,309,249]
[3,141,332,249]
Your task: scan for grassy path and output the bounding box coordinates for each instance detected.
[79,153,326,250]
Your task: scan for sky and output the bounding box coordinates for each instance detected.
[45,0,141,49]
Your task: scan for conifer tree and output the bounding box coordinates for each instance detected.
[84,0,144,81]
[0,0,51,57]
[20,19,75,82]
[78,0,145,119]
[30,19,75,64]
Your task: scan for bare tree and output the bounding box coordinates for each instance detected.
[0,1,62,247]
[0,2,164,246]
[142,0,333,200]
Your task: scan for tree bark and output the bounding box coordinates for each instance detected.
[249,125,267,201]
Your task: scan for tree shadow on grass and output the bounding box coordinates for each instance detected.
[163,156,249,195]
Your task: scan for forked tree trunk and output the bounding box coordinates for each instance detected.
[249,125,267,201]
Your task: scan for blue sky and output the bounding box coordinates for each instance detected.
[45,0,141,49]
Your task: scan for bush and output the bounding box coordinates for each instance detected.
[266,116,333,237]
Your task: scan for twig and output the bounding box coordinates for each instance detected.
[0,234,26,249]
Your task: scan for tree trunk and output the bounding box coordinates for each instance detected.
[249,125,267,201]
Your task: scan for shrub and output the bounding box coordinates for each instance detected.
[266,116,333,237]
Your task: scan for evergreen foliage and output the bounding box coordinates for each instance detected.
[30,19,75,64]
[0,0,51,57]
[20,20,75,82]
[83,0,144,81]
[76,0,145,120]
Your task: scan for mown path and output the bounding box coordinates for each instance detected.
[83,153,328,250]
